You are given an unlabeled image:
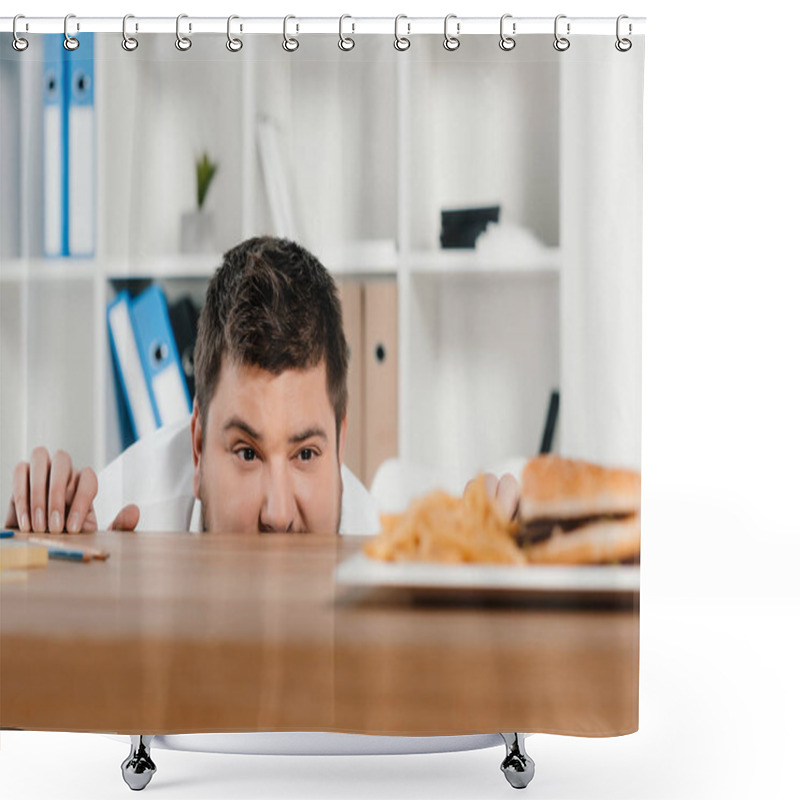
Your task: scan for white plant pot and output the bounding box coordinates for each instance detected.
[180,209,215,254]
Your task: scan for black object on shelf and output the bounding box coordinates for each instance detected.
[168,295,200,401]
[539,390,560,455]
[108,277,153,298]
[440,205,500,248]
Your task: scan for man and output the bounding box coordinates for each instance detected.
[4,235,520,535]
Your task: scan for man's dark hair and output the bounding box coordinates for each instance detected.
[193,235,348,447]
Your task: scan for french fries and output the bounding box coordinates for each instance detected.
[363,477,525,565]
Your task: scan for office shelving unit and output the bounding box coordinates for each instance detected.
[0,31,561,500]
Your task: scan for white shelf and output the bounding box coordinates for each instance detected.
[312,239,399,276]
[104,254,222,280]
[405,247,560,276]
[0,258,99,282]
[0,243,562,282]
[0,254,220,282]
[0,243,404,283]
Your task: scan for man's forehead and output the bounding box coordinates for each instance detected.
[220,355,327,382]
[222,413,328,445]
[211,358,335,436]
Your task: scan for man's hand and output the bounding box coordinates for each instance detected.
[3,447,139,533]
[464,472,520,521]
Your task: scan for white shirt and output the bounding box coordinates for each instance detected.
[94,416,381,536]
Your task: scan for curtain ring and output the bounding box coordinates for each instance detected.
[283,15,299,52]
[338,14,355,51]
[64,13,80,51]
[499,14,516,51]
[175,14,192,51]
[121,14,138,51]
[394,15,410,51]
[615,15,632,52]
[443,14,460,51]
[12,15,29,52]
[553,14,570,52]
[227,15,243,52]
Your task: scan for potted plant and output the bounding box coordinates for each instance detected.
[180,151,218,254]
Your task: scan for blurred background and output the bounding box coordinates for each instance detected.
[0,31,641,512]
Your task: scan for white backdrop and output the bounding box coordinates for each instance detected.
[1,2,799,800]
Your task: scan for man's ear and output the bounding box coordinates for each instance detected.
[190,398,203,498]
[338,413,348,466]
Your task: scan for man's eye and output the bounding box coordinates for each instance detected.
[235,447,257,462]
[298,448,316,462]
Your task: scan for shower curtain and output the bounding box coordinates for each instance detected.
[0,16,644,758]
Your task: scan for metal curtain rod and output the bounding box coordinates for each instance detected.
[1,15,646,36]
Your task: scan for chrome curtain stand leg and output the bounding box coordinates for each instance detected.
[500,733,535,789]
[121,735,157,791]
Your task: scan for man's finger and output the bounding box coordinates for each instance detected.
[4,494,18,528]
[64,468,80,509]
[29,447,50,533]
[482,472,499,501]
[64,467,98,534]
[10,462,31,531]
[496,473,520,521]
[47,450,73,533]
[82,505,98,533]
[109,504,140,532]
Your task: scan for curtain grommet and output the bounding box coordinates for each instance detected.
[615,15,633,51]
[226,15,243,52]
[394,15,411,51]
[553,14,570,52]
[121,14,139,52]
[64,13,80,51]
[338,14,355,51]
[12,14,29,52]
[443,14,460,51]
[283,15,299,52]
[175,14,192,51]
[499,14,516,51]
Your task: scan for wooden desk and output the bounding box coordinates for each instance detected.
[0,531,638,737]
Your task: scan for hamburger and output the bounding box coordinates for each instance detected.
[516,456,641,565]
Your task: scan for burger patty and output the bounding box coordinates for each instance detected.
[514,512,638,545]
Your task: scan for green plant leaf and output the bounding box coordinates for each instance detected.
[196,152,218,210]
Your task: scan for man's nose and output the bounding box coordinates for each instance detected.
[259,466,297,533]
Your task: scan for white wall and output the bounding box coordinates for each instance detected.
[403,272,560,480]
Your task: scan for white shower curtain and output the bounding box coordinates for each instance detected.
[0,18,645,785]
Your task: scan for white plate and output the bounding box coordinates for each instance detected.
[335,551,639,595]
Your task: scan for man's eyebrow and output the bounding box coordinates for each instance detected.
[222,416,262,441]
[288,427,328,445]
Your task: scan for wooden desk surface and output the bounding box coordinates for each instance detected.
[0,531,638,737]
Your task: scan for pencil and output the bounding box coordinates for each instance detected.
[26,536,110,561]
[47,548,93,562]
